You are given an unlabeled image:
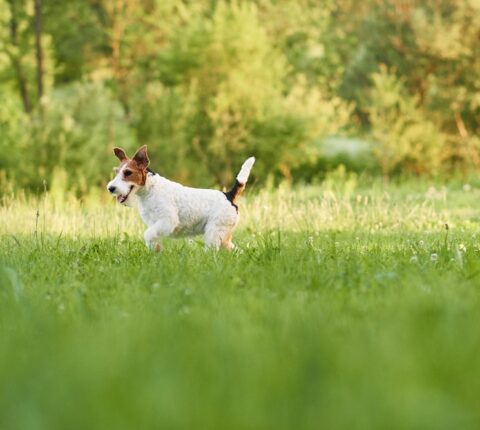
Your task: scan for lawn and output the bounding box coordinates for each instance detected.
[1,176,480,430]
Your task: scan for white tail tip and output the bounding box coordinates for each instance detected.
[236,156,255,184]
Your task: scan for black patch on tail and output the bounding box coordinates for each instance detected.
[223,180,244,212]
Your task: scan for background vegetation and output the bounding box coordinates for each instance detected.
[1,0,479,192]
[2,3,480,428]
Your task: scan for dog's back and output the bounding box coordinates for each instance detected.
[136,175,236,237]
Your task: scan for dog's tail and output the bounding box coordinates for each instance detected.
[224,157,255,206]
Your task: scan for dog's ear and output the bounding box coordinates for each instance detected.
[113,147,128,162]
[133,145,149,169]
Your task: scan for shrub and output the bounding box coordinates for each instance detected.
[131,1,351,187]
[366,67,448,177]
[5,81,135,193]
[0,87,31,193]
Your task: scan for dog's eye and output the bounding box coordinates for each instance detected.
[124,170,132,177]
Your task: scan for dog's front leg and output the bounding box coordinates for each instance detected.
[144,219,176,251]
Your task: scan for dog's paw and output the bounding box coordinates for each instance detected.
[145,239,162,252]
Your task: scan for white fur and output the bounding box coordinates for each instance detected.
[107,164,132,199]
[107,157,255,250]
[237,157,255,184]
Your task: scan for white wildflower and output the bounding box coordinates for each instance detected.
[430,253,438,262]
[455,249,464,268]
[179,306,190,315]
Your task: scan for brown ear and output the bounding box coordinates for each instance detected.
[132,145,149,169]
[113,147,128,162]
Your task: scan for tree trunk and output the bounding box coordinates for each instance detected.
[8,0,32,113]
[34,0,44,102]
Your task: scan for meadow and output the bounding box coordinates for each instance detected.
[2,176,480,430]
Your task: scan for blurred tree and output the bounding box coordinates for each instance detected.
[34,0,43,99]
[3,0,32,112]
[338,0,480,172]
[367,66,447,178]
[1,0,55,109]
[130,1,351,185]
[0,0,479,191]
[42,0,108,83]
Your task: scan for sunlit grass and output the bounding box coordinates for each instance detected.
[1,177,480,429]
[3,175,480,238]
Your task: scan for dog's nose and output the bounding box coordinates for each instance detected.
[108,185,116,194]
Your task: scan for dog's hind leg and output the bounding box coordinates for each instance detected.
[204,225,235,251]
[222,231,235,250]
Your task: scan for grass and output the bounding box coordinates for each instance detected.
[2,175,480,430]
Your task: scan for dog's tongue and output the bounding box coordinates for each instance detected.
[117,195,127,203]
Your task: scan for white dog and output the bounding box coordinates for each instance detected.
[107,145,255,251]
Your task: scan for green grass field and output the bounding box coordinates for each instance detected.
[2,177,480,430]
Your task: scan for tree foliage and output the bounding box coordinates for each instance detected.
[0,0,479,191]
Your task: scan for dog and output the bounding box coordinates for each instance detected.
[107,145,255,251]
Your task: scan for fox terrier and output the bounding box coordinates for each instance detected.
[107,145,255,251]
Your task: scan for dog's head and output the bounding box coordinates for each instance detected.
[107,145,150,205]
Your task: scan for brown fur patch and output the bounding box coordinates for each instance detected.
[113,146,150,186]
[114,147,128,162]
[121,159,148,186]
[222,230,234,250]
[132,145,149,170]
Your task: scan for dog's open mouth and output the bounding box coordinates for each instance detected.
[117,185,134,204]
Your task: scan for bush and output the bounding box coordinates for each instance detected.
[131,1,351,187]
[366,67,448,177]
[1,81,135,193]
[0,88,30,176]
